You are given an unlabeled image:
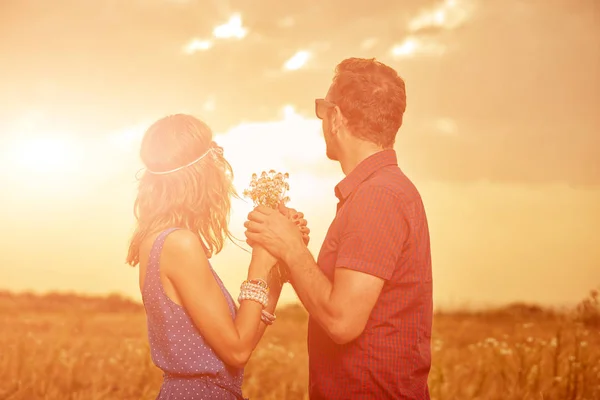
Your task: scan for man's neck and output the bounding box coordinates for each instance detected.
[339,144,383,176]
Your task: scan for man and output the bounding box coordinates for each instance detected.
[245,57,432,400]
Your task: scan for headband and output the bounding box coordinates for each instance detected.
[145,144,223,175]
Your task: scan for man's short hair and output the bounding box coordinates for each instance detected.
[329,58,407,148]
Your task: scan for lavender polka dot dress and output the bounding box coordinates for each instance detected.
[142,228,246,399]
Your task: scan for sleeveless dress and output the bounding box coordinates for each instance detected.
[142,228,245,399]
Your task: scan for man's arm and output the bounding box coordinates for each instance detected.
[283,186,407,344]
[284,248,385,344]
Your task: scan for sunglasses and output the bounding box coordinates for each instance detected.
[315,98,336,120]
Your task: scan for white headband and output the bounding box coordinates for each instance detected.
[146,146,223,175]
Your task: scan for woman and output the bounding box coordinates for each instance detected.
[126,114,309,399]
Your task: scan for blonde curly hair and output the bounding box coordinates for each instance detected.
[126,114,237,266]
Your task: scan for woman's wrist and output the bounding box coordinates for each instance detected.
[248,261,271,281]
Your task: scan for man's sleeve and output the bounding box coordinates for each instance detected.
[335,186,408,280]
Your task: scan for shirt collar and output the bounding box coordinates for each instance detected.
[334,149,398,201]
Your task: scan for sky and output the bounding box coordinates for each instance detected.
[0,0,599,308]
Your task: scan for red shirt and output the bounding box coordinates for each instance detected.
[308,149,433,400]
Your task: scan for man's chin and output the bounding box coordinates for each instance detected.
[325,149,338,161]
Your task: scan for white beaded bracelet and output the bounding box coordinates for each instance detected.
[238,288,269,309]
[261,310,276,325]
[241,281,269,294]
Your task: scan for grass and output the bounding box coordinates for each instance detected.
[0,290,598,400]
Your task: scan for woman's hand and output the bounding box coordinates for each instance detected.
[299,223,310,245]
[279,203,311,245]
[250,244,278,272]
[248,243,277,282]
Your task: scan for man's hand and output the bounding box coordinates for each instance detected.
[245,203,310,247]
[244,205,305,263]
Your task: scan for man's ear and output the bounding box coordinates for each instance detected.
[332,106,345,134]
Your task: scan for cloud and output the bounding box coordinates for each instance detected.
[391,36,446,58]
[283,50,311,71]
[408,0,474,34]
[182,13,248,55]
[389,0,475,58]
[183,39,213,54]
[214,105,328,181]
[1,0,598,186]
[394,0,600,186]
[213,14,247,39]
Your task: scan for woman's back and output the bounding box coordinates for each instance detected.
[128,114,288,399]
[142,228,244,399]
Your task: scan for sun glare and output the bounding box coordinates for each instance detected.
[213,106,337,238]
[214,106,331,204]
[9,136,83,176]
[0,134,89,195]
[2,107,336,205]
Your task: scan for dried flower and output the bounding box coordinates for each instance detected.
[243,170,290,209]
[244,170,292,283]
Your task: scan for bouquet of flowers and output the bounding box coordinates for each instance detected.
[244,170,291,283]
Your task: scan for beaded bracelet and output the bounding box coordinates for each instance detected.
[260,310,276,325]
[241,281,269,294]
[238,290,268,309]
[246,278,268,290]
[238,284,269,309]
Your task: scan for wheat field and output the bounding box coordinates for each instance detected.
[0,291,598,400]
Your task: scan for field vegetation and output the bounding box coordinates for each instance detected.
[0,290,598,400]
